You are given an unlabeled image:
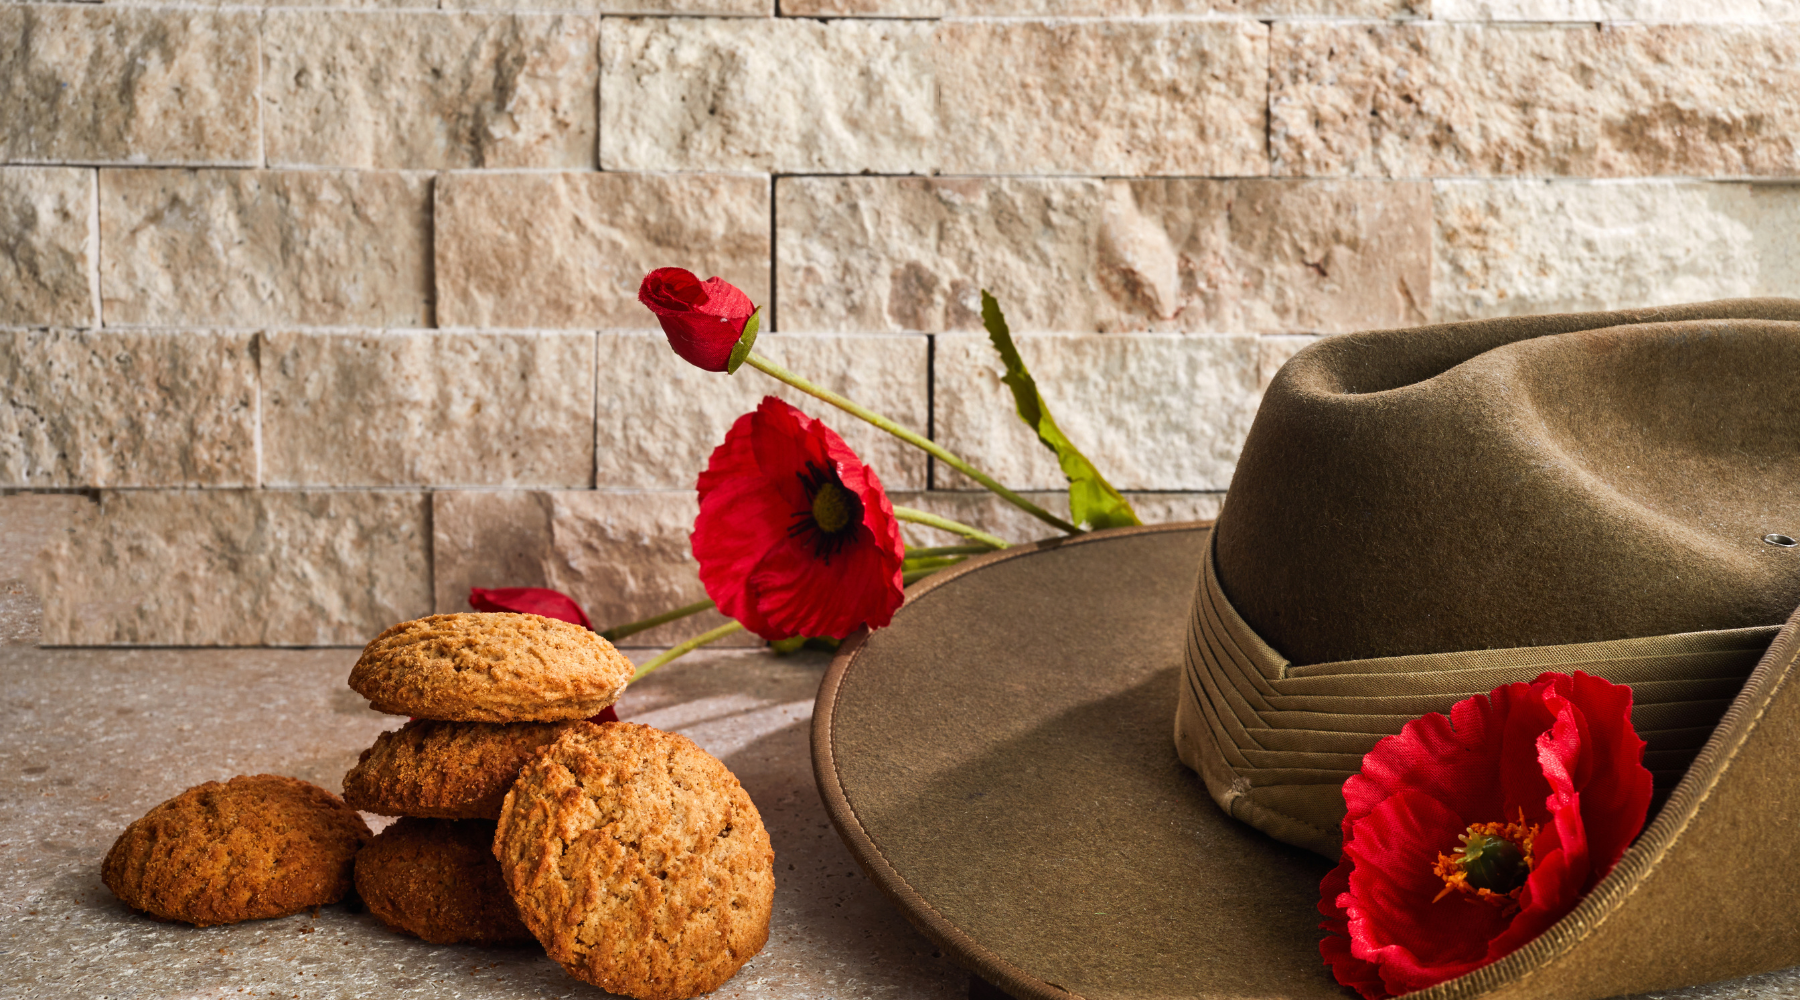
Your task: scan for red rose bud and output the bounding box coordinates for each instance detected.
[468,586,592,631]
[692,396,906,642]
[1318,671,1653,999]
[638,267,757,372]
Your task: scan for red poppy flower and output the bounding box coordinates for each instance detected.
[469,586,592,630]
[638,267,757,372]
[468,586,617,722]
[1319,671,1653,999]
[693,396,905,641]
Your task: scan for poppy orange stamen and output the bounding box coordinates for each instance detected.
[1431,810,1539,912]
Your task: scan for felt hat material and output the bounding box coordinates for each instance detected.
[814,299,1800,999]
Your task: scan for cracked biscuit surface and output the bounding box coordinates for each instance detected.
[495,723,775,1000]
[102,774,369,927]
[355,817,533,945]
[349,613,633,722]
[342,718,586,819]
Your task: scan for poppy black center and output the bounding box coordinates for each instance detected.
[790,460,863,564]
[1458,830,1529,894]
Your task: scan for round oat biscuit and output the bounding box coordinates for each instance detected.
[102,774,369,927]
[342,719,586,819]
[495,723,775,1000]
[355,817,533,945]
[349,613,633,722]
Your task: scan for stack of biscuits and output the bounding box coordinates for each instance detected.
[343,612,777,1000]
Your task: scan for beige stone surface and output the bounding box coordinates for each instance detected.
[0,6,256,165]
[431,490,757,647]
[262,330,595,488]
[29,490,431,646]
[98,169,432,328]
[595,331,930,491]
[936,20,1268,177]
[435,172,768,329]
[0,492,95,647]
[446,0,768,10]
[1271,23,1800,178]
[602,17,934,173]
[0,644,971,997]
[789,0,1410,11]
[263,12,598,170]
[1432,0,1800,19]
[890,489,1225,549]
[931,333,1260,492]
[1257,334,1325,390]
[1432,180,1800,322]
[0,329,256,488]
[0,167,95,328]
[780,177,1428,335]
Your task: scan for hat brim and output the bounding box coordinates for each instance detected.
[812,522,1800,1000]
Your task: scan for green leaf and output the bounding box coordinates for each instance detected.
[980,291,1140,531]
[726,308,761,374]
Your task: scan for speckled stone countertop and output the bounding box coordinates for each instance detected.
[2,495,1797,1000]
[0,643,969,1000]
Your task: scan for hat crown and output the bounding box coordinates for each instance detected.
[1213,300,1800,666]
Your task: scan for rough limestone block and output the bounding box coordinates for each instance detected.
[431,490,756,646]
[779,177,1429,335]
[1433,180,1800,322]
[263,12,599,169]
[936,20,1268,176]
[0,329,256,489]
[932,333,1260,493]
[594,331,929,491]
[0,168,96,327]
[445,0,768,10]
[0,6,257,165]
[1271,23,1800,178]
[890,490,1225,548]
[99,169,431,328]
[1257,335,1324,390]
[262,330,596,488]
[30,490,430,646]
[789,0,1410,11]
[0,493,96,648]
[1432,0,1800,20]
[600,17,935,173]
[435,172,768,329]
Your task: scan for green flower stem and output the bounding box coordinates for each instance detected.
[630,620,746,683]
[599,598,717,643]
[904,544,994,558]
[904,565,955,586]
[891,506,1011,550]
[903,554,967,572]
[745,352,1081,536]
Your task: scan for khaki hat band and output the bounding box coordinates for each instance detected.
[1174,540,1778,860]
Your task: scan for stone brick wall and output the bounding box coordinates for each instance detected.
[3,0,1797,647]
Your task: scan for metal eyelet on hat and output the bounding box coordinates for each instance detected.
[1765,533,1798,547]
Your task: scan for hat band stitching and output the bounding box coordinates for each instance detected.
[1177,535,1778,860]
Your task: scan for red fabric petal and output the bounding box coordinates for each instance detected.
[1319,672,1655,997]
[468,586,591,630]
[1552,672,1652,877]
[1343,790,1505,993]
[691,396,906,642]
[637,267,756,372]
[746,524,904,639]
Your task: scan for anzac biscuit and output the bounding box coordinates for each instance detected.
[355,817,533,945]
[349,613,633,722]
[495,724,775,1000]
[102,774,368,927]
[342,719,586,819]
